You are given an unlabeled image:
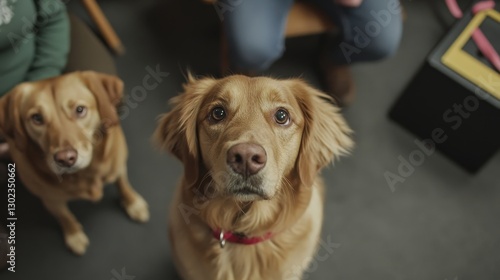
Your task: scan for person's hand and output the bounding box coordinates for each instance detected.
[335,0,363,7]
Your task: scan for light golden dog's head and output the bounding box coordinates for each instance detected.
[0,71,123,175]
[155,75,353,202]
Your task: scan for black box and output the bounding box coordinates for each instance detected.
[389,6,500,173]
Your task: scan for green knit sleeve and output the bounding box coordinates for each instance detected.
[25,0,70,81]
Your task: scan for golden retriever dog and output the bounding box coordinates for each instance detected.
[155,75,353,279]
[0,72,149,255]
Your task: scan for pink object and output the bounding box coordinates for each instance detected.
[472,1,496,14]
[445,0,464,18]
[471,27,500,71]
[445,0,500,72]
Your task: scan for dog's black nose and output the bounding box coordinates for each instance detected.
[54,149,78,167]
[227,143,267,176]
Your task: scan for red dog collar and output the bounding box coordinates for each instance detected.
[213,229,273,248]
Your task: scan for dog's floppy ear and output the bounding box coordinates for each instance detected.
[0,84,30,150]
[290,80,354,187]
[81,71,124,130]
[154,74,216,187]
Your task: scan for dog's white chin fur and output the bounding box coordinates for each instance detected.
[217,174,278,202]
[231,193,267,202]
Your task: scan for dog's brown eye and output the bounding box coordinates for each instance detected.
[274,109,290,125]
[76,106,87,118]
[211,107,226,122]
[31,113,44,125]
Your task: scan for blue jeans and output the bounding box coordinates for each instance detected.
[222,0,403,72]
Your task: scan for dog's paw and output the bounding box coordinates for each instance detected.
[65,231,89,256]
[124,196,149,223]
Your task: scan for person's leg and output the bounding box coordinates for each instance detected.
[65,14,117,75]
[329,0,403,64]
[310,0,403,105]
[222,0,294,73]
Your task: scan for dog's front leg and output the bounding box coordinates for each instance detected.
[41,199,89,255]
[116,172,149,223]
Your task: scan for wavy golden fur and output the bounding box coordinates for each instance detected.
[155,74,353,279]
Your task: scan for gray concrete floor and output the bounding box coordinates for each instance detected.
[1,0,500,279]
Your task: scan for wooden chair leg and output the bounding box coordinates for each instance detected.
[81,0,125,55]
